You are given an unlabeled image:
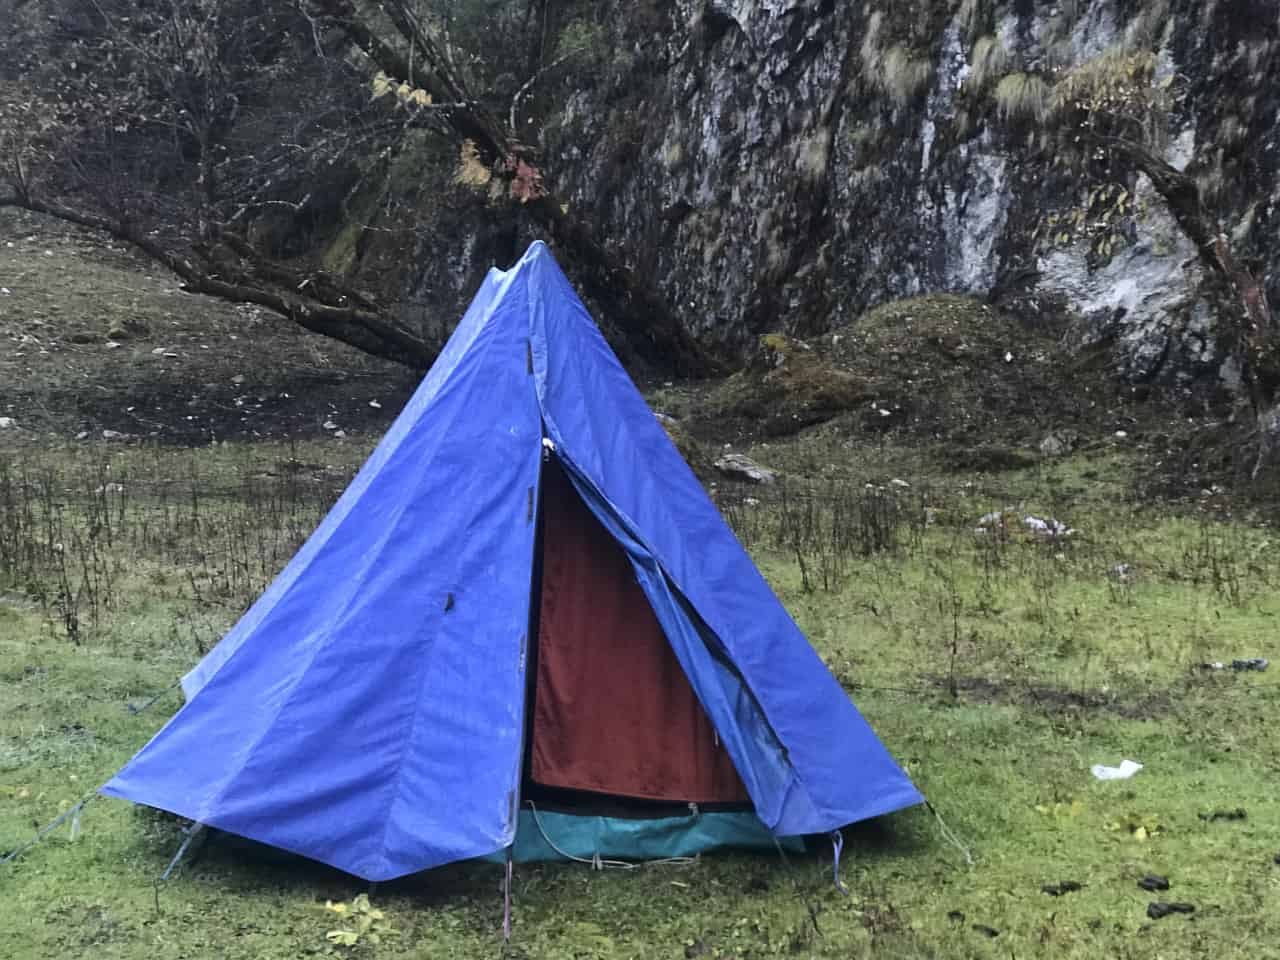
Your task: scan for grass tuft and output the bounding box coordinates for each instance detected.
[993,72,1051,123]
[968,34,1013,90]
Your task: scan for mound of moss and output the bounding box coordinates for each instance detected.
[703,294,1087,463]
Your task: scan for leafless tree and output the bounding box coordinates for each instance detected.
[0,0,716,374]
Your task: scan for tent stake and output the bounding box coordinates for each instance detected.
[159,822,206,883]
[830,830,850,896]
[502,845,514,941]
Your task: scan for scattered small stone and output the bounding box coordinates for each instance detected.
[0,417,15,429]
[231,374,245,385]
[971,924,1000,938]
[333,430,347,439]
[322,420,338,430]
[1198,808,1247,823]
[95,483,125,495]
[1041,881,1083,897]
[66,331,98,345]
[713,453,778,484]
[0,287,10,295]
[1146,902,1194,920]
[75,431,89,441]
[102,429,127,440]
[151,347,167,355]
[890,478,910,488]
[105,341,121,350]
[1114,430,1128,439]
[1138,875,1169,892]
[368,400,382,409]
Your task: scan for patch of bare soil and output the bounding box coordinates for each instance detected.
[0,210,415,445]
[647,294,1260,501]
[0,210,1259,504]
[933,675,1176,720]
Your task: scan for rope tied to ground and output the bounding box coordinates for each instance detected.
[927,801,975,868]
[1,675,183,871]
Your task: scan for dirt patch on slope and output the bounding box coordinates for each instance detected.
[0,210,414,445]
[664,294,1162,471]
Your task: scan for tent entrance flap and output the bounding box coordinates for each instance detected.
[529,461,748,805]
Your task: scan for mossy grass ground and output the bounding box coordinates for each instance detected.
[3,211,1277,958]
[3,433,1277,960]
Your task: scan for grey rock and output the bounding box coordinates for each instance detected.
[713,453,778,484]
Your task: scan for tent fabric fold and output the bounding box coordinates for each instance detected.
[101,241,923,881]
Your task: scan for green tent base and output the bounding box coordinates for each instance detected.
[477,808,803,864]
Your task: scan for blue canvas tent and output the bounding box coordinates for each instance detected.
[102,242,922,881]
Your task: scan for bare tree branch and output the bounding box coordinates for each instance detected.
[308,0,722,376]
[510,51,574,133]
[0,191,436,368]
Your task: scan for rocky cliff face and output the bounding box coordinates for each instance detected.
[523,0,1277,390]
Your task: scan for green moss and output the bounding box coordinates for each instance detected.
[712,335,874,437]
[658,416,712,476]
[320,220,363,276]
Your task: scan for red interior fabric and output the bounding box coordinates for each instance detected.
[530,464,748,804]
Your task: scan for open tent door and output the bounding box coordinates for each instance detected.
[529,461,748,806]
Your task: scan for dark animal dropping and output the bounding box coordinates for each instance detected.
[1146,902,1194,920]
[1041,881,1083,896]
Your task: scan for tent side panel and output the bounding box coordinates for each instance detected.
[182,267,511,698]
[526,245,924,834]
[103,276,542,881]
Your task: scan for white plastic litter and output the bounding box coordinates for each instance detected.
[1091,760,1143,781]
